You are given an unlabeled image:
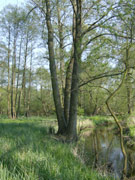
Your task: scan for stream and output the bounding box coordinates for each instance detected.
[79,127,135,179]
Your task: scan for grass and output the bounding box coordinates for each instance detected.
[0,117,114,180]
[78,115,114,127]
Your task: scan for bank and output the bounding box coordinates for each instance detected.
[0,116,114,180]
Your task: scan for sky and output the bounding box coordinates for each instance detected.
[0,0,25,10]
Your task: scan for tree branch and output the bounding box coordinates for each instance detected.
[82,15,115,37]
[79,70,125,88]
[26,6,38,19]
[82,33,135,52]
[70,0,76,15]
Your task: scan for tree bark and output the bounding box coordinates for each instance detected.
[106,70,128,177]
[45,0,66,134]
[64,55,74,124]
[11,34,17,119]
[17,32,29,116]
[15,36,23,109]
[64,9,76,125]
[7,25,11,118]
[26,43,33,117]
[57,0,65,105]
[66,0,82,140]
[23,32,29,116]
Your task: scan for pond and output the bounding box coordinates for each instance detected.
[79,127,135,179]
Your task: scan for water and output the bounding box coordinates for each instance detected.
[79,127,135,179]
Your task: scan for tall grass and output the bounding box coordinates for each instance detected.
[0,117,113,180]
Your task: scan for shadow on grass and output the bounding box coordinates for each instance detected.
[0,122,56,179]
[0,122,111,180]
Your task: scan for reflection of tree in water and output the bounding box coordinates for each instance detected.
[127,153,135,177]
[83,127,135,179]
[93,133,99,168]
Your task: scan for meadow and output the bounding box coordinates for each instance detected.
[0,116,113,180]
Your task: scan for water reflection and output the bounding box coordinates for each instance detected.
[80,127,135,179]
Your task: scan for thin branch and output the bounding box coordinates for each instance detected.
[62,43,72,49]
[82,33,135,52]
[26,6,38,19]
[43,56,49,60]
[82,15,115,37]
[31,0,46,17]
[79,70,125,88]
[82,14,106,36]
[70,0,76,15]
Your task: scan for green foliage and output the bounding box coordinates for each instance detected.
[78,107,84,116]
[129,126,135,137]
[0,88,7,114]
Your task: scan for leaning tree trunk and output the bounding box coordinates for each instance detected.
[106,69,128,177]
[66,0,82,140]
[45,0,66,134]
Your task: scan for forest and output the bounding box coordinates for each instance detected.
[0,0,135,179]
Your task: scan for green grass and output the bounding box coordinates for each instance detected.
[78,115,113,126]
[90,115,114,125]
[0,117,113,180]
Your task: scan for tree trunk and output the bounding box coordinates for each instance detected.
[23,32,29,116]
[11,35,17,119]
[66,0,82,140]
[64,55,74,124]
[17,32,29,117]
[64,10,76,125]
[15,37,23,108]
[57,0,65,106]
[45,0,66,134]
[17,91,21,116]
[26,43,33,117]
[7,25,11,118]
[106,70,128,177]
[126,69,131,114]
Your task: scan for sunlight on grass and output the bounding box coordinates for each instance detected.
[0,117,113,180]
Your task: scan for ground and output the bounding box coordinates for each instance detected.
[0,116,113,180]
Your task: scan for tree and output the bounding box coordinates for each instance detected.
[45,0,67,134]
[29,0,121,140]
